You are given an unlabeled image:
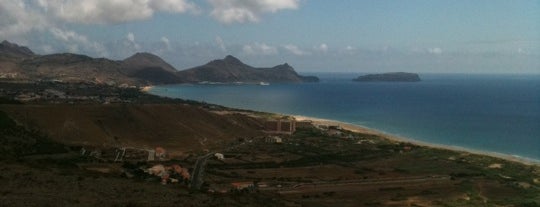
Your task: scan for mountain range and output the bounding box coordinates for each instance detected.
[0,40,318,86]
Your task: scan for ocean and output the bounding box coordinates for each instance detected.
[149,73,540,161]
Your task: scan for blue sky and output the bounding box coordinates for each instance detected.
[1,0,539,73]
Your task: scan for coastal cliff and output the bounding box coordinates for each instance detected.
[353,72,421,82]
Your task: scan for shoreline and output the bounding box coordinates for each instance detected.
[145,87,540,166]
[293,115,540,166]
[140,85,154,92]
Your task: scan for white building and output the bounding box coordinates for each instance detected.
[214,153,225,160]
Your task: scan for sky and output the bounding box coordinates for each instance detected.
[1,0,539,74]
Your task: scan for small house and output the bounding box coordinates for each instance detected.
[155,147,167,160]
[214,153,225,160]
[264,119,297,135]
[231,182,255,190]
[265,136,283,143]
[147,149,156,161]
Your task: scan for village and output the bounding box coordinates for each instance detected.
[72,116,432,196]
[0,81,175,104]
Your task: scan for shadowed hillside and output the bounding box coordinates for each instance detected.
[178,55,319,83]
[121,52,183,84]
[0,104,264,156]
[1,41,318,85]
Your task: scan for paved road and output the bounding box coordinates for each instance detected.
[188,138,254,190]
[189,153,214,190]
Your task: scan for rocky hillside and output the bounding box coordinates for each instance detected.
[0,41,318,85]
[0,41,36,78]
[0,41,163,85]
[178,55,319,83]
[0,104,263,153]
[0,40,35,58]
[121,53,183,84]
[19,53,136,85]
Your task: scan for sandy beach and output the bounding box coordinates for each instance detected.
[293,115,540,166]
[143,87,539,166]
[140,85,154,92]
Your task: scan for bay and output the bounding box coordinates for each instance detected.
[150,73,540,161]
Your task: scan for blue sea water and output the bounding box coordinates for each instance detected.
[150,73,540,161]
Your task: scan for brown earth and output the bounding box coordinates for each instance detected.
[0,104,264,156]
[0,161,285,207]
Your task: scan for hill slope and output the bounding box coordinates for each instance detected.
[0,41,178,85]
[0,41,36,77]
[121,53,183,84]
[0,41,318,85]
[178,55,319,83]
[0,40,35,58]
[19,53,135,84]
[0,104,263,154]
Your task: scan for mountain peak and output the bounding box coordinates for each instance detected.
[124,52,164,62]
[0,40,35,57]
[129,52,158,58]
[273,62,294,70]
[207,55,245,67]
[223,55,243,65]
[122,52,177,73]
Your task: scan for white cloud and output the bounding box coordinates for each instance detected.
[49,27,109,56]
[124,32,141,51]
[161,36,171,50]
[242,42,278,55]
[208,0,300,24]
[517,48,530,55]
[38,0,198,25]
[282,44,308,56]
[149,0,199,13]
[0,1,49,39]
[215,36,227,52]
[427,47,443,55]
[340,45,357,55]
[127,33,135,42]
[314,43,328,53]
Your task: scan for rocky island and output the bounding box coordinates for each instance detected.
[353,72,421,82]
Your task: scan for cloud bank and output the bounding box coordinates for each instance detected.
[0,0,301,57]
[283,44,309,56]
[37,0,198,24]
[242,42,278,55]
[208,0,300,24]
